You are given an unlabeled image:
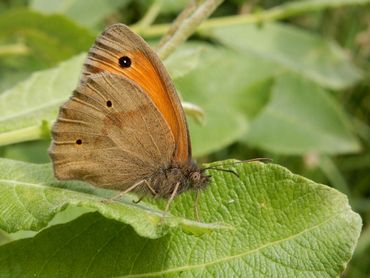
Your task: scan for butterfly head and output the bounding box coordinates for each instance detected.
[188,168,209,191]
[185,161,210,192]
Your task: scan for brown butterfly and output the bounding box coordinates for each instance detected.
[49,24,209,211]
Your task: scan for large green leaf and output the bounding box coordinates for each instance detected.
[0,159,361,277]
[0,9,94,91]
[207,22,362,90]
[246,74,361,154]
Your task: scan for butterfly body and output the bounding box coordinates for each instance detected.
[49,24,209,201]
[145,161,209,198]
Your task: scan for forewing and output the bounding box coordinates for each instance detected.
[80,23,191,163]
[49,73,175,189]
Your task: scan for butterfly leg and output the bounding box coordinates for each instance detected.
[164,182,180,212]
[133,180,158,203]
[102,179,146,204]
[159,182,180,224]
[143,180,157,196]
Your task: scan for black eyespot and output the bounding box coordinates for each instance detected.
[76,139,82,145]
[118,56,131,68]
[106,100,112,107]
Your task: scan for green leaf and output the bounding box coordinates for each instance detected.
[189,106,247,157]
[0,158,228,239]
[207,22,362,90]
[0,9,94,91]
[231,77,273,119]
[0,9,93,60]
[163,45,203,79]
[246,74,361,154]
[0,160,361,277]
[30,0,130,29]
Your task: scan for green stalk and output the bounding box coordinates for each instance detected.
[0,121,50,147]
[130,0,163,32]
[156,0,225,60]
[137,0,370,38]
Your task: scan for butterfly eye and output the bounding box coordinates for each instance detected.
[191,172,201,182]
[76,139,82,145]
[106,100,112,107]
[118,56,131,68]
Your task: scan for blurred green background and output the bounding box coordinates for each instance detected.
[0,0,369,276]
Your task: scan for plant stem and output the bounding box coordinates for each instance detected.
[0,126,44,147]
[131,0,163,32]
[137,0,370,38]
[156,0,225,60]
[156,0,201,49]
[0,121,49,147]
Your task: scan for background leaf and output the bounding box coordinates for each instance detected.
[0,9,94,91]
[0,160,361,277]
[163,45,203,79]
[246,74,361,154]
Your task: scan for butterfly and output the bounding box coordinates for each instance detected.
[49,24,210,211]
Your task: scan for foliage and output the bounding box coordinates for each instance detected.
[0,159,362,277]
[0,0,369,277]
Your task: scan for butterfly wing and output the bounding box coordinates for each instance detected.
[49,73,175,189]
[80,23,191,163]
